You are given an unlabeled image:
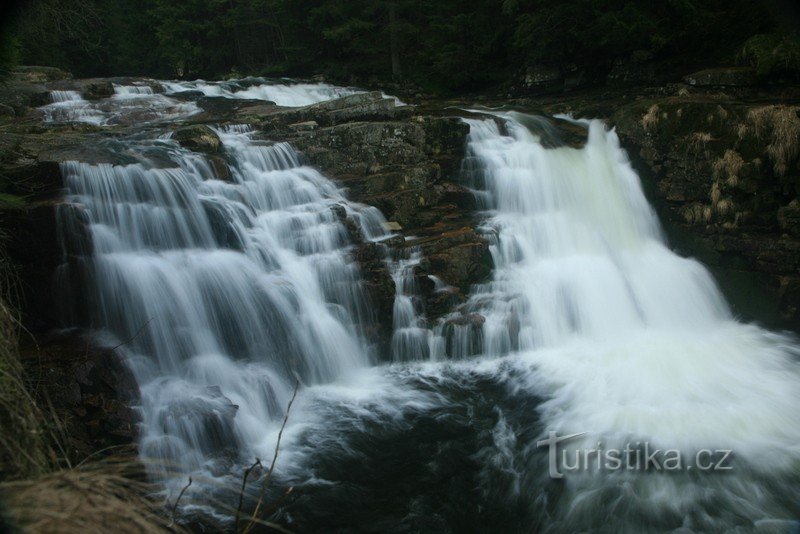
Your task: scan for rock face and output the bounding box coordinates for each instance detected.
[82,80,115,100]
[255,92,489,326]
[609,92,800,328]
[18,333,140,462]
[174,124,222,153]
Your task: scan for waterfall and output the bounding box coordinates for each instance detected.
[58,124,388,488]
[54,87,800,530]
[271,114,800,532]
[41,87,198,125]
[161,79,405,107]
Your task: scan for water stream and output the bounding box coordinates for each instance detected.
[54,88,800,531]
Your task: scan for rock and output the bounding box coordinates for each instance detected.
[157,385,239,456]
[18,333,141,460]
[82,81,115,100]
[382,221,403,231]
[197,96,270,114]
[421,227,493,290]
[207,154,232,181]
[13,66,73,83]
[778,200,800,237]
[520,65,563,94]
[683,67,756,87]
[260,91,409,131]
[441,313,486,357]
[289,120,318,132]
[174,125,222,153]
[604,94,800,329]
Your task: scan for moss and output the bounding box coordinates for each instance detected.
[741,32,800,79]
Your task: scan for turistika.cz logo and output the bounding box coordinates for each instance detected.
[536,431,734,479]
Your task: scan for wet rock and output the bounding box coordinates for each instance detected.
[83,81,115,100]
[197,96,270,114]
[174,125,222,153]
[778,201,800,237]
[606,94,800,328]
[159,386,239,456]
[420,227,493,290]
[19,333,141,461]
[260,92,410,132]
[683,67,756,87]
[441,313,486,357]
[352,242,395,339]
[207,154,232,182]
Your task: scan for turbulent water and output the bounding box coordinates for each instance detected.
[41,78,399,126]
[55,85,800,532]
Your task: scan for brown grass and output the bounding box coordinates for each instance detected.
[713,150,745,188]
[0,239,56,481]
[0,456,182,533]
[641,104,660,131]
[747,105,800,177]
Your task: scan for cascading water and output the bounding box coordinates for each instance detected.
[388,248,432,362]
[54,78,800,530]
[42,84,199,125]
[268,114,800,532]
[161,78,404,107]
[57,122,389,505]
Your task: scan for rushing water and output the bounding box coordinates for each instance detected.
[55,83,800,532]
[160,78,404,107]
[40,78,399,126]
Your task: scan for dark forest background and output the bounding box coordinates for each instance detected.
[1,0,799,92]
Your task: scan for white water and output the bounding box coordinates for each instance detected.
[54,83,800,529]
[41,78,401,125]
[446,115,800,529]
[272,115,800,531]
[58,125,388,487]
[41,84,199,125]
[161,78,404,107]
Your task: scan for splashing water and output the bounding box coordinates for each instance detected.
[161,78,404,107]
[272,115,800,532]
[41,84,199,125]
[57,124,389,504]
[55,89,800,530]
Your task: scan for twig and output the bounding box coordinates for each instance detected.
[235,458,262,533]
[244,376,300,533]
[168,476,192,527]
[109,317,155,352]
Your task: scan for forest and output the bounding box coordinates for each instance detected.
[2,0,799,92]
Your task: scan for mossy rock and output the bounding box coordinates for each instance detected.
[173,125,222,154]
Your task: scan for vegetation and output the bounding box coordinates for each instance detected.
[0,238,53,482]
[741,31,800,78]
[1,0,794,92]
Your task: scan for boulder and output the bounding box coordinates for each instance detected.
[82,81,115,100]
[174,124,222,153]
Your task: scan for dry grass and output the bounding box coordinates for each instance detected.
[0,456,182,534]
[641,104,660,131]
[0,239,56,481]
[713,150,745,187]
[747,105,800,177]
